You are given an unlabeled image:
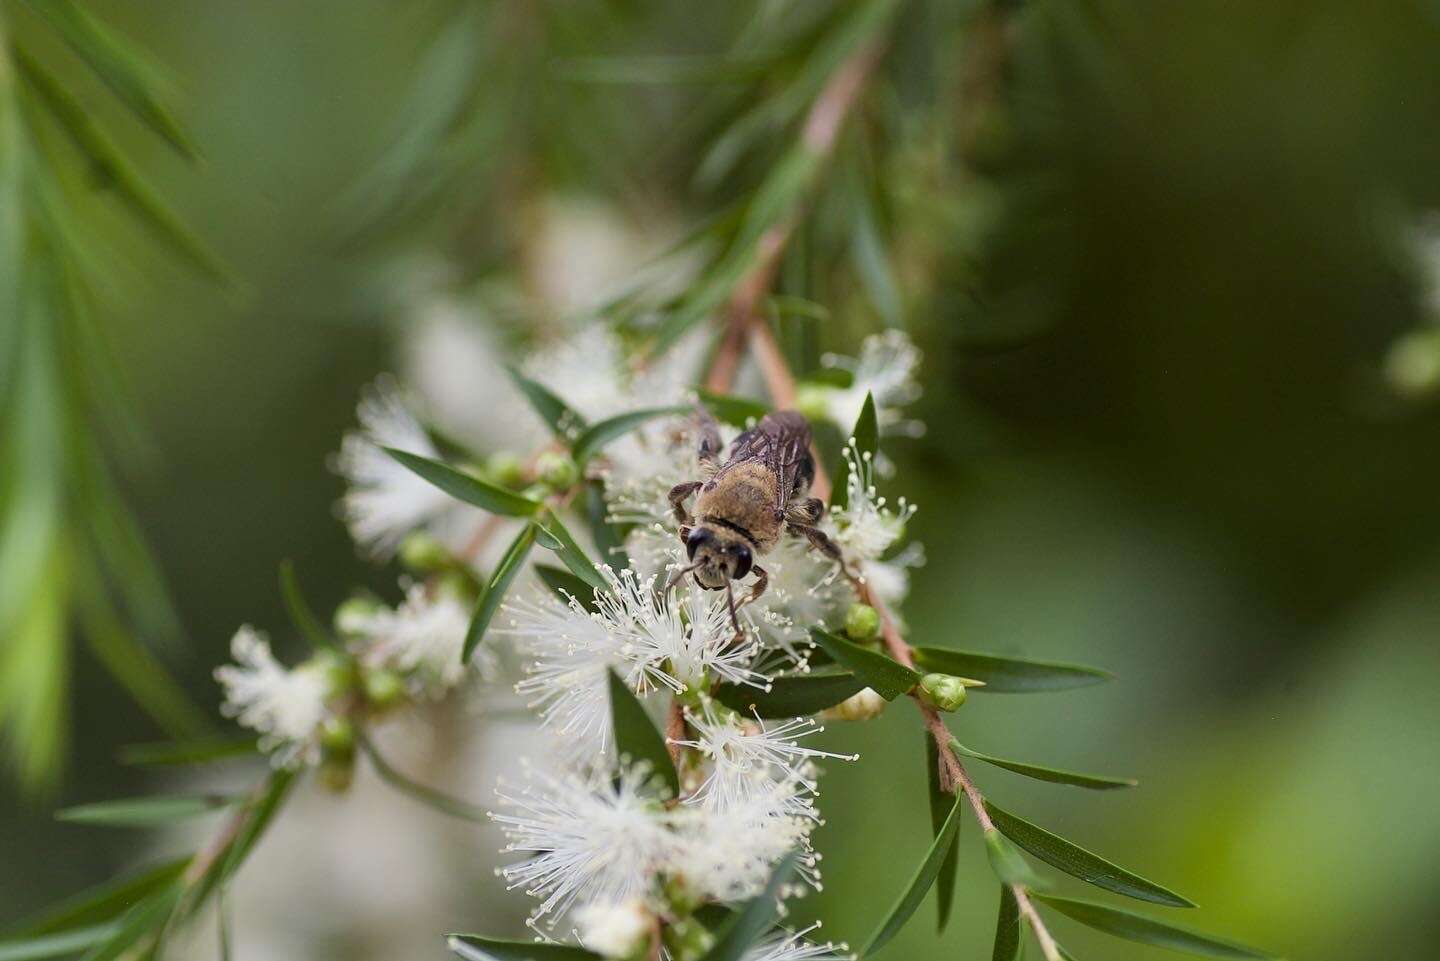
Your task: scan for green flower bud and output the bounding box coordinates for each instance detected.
[917,673,968,712]
[795,383,833,423]
[821,687,887,722]
[320,716,356,754]
[320,755,354,792]
[333,595,383,636]
[535,450,580,491]
[1384,328,1440,399]
[663,918,715,961]
[844,602,880,643]
[310,650,356,701]
[436,569,480,605]
[362,668,406,709]
[398,530,451,573]
[484,450,527,489]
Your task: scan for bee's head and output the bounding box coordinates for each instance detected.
[685,526,753,590]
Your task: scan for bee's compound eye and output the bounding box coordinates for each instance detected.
[686,527,714,560]
[730,544,753,580]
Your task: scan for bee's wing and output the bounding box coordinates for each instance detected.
[725,411,813,512]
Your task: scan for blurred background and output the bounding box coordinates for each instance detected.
[3,1,1440,959]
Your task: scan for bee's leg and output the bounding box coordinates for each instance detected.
[784,497,825,527]
[740,565,769,607]
[668,481,702,526]
[695,403,723,480]
[788,522,848,570]
[723,580,743,638]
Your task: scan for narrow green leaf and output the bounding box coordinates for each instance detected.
[505,366,586,439]
[13,51,223,280]
[56,794,234,827]
[925,737,959,933]
[862,793,964,955]
[699,853,797,961]
[447,935,601,961]
[186,769,297,912]
[992,887,1021,961]
[117,736,255,767]
[911,647,1112,694]
[984,829,1043,890]
[0,925,116,961]
[464,524,537,662]
[712,671,863,718]
[18,858,188,935]
[985,802,1194,908]
[76,887,179,961]
[951,741,1135,791]
[534,564,599,613]
[584,481,628,570]
[27,0,197,158]
[1032,895,1278,960]
[607,670,678,798]
[278,560,330,648]
[808,628,919,700]
[534,514,609,596]
[832,393,877,510]
[697,389,770,428]
[571,407,688,465]
[358,732,487,822]
[384,448,541,517]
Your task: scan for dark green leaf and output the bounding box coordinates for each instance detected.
[0,925,116,961]
[278,560,330,649]
[951,741,1135,791]
[27,0,197,158]
[832,393,877,510]
[534,564,599,613]
[984,829,1043,889]
[1032,895,1278,960]
[358,732,487,821]
[808,628,918,700]
[992,887,1021,961]
[56,794,234,827]
[76,887,179,961]
[712,671,863,718]
[697,389,770,428]
[117,737,255,767]
[534,513,609,596]
[17,858,188,935]
[926,737,959,933]
[384,448,541,517]
[505,366,586,439]
[464,524,537,663]
[447,935,601,961]
[861,793,964,955]
[571,407,688,465]
[699,853,797,961]
[985,802,1194,908]
[13,51,224,280]
[607,670,678,798]
[911,647,1112,694]
[584,481,628,570]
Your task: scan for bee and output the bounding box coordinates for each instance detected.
[667,406,844,630]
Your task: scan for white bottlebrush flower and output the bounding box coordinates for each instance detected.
[335,378,456,557]
[352,584,487,694]
[215,627,330,767]
[858,542,925,606]
[669,779,820,903]
[492,762,674,924]
[523,325,633,423]
[674,701,856,816]
[743,925,852,961]
[742,537,853,666]
[573,899,653,959]
[829,443,916,562]
[820,330,923,436]
[501,586,627,754]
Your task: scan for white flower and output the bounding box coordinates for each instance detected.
[352,584,485,694]
[858,543,925,606]
[214,627,329,767]
[820,687,886,723]
[492,763,674,924]
[335,379,455,557]
[743,926,852,961]
[821,330,923,436]
[501,586,626,754]
[669,780,820,902]
[829,443,915,562]
[524,326,633,423]
[574,899,653,959]
[741,538,853,666]
[674,701,856,816]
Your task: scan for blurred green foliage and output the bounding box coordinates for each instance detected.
[2,1,1439,960]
